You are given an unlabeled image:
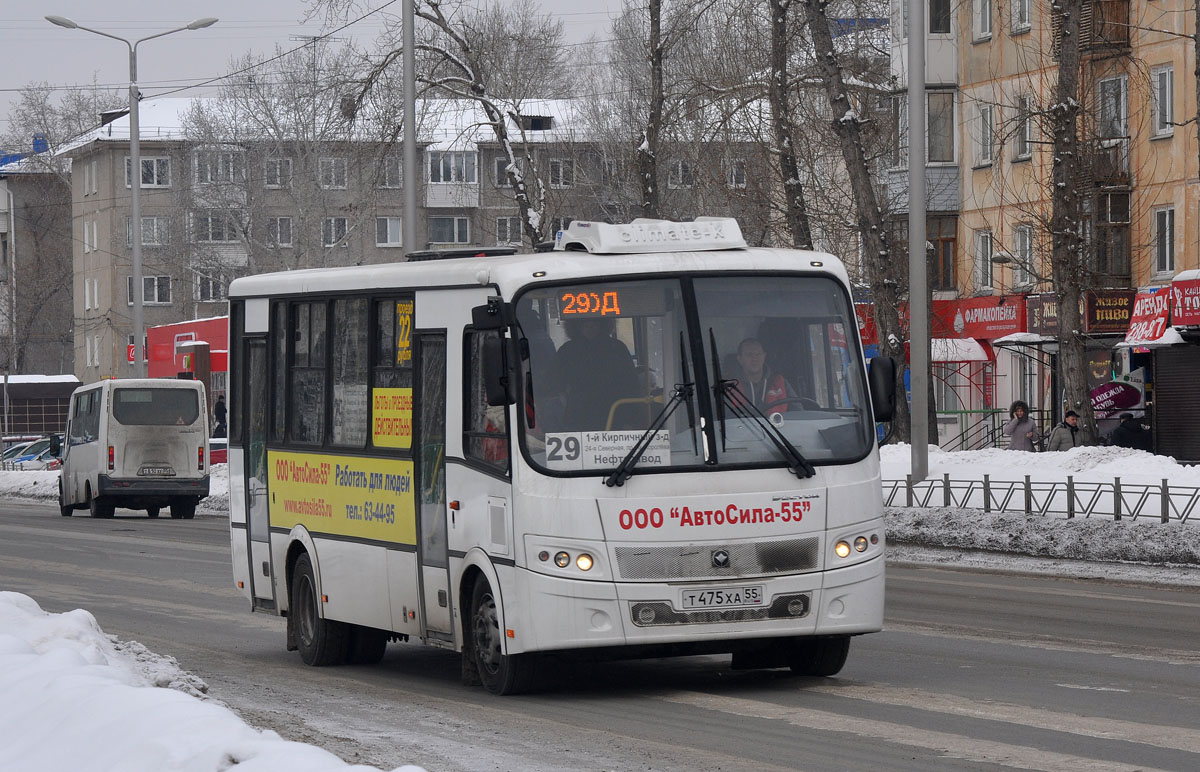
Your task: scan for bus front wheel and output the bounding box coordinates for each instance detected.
[291,553,349,666]
[58,481,73,517]
[789,636,850,677]
[469,578,535,695]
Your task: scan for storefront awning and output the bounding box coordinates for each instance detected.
[1116,326,1185,349]
[931,338,992,362]
[992,332,1058,349]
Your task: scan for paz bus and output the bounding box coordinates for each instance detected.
[228,217,895,694]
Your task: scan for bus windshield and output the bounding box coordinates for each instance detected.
[515,275,874,476]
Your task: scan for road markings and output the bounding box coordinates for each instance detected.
[657,690,1184,772]
[1055,684,1130,693]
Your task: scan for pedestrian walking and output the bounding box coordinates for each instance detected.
[1045,410,1080,451]
[1002,400,1040,451]
[213,395,227,438]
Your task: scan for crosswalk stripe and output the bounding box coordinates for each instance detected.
[656,691,1181,772]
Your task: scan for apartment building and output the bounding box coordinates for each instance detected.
[889,0,1200,456]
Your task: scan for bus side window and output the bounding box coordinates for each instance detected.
[464,330,508,471]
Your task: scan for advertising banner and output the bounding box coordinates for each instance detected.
[1170,277,1200,326]
[1090,367,1146,418]
[1124,291,1170,343]
[1085,290,1135,334]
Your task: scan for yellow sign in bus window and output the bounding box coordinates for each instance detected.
[396,300,413,365]
[372,387,413,448]
[269,450,416,545]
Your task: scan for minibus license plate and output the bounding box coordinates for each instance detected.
[681,585,764,610]
[139,465,175,476]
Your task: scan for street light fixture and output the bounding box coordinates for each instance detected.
[46,15,218,378]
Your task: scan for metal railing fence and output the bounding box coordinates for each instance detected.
[884,474,1200,524]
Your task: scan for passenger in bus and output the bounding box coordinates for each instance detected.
[547,317,641,431]
[730,338,795,417]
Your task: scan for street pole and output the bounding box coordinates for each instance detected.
[45,15,218,378]
[907,0,929,482]
[402,0,418,254]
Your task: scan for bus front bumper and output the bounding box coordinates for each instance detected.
[507,555,883,655]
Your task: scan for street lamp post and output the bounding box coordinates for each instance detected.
[46,15,217,378]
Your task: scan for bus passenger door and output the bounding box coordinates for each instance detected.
[416,333,453,640]
[243,338,276,608]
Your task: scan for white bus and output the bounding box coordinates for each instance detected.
[228,218,895,694]
[59,378,211,519]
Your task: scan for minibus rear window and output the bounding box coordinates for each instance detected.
[112,389,200,426]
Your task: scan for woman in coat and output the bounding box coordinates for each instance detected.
[1002,400,1040,451]
[1045,410,1080,451]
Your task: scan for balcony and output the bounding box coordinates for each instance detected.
[1087,139,1129,187]
[1084,0,1130,52]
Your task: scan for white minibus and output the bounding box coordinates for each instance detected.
[59,378,211,518]
[228,218,895,694]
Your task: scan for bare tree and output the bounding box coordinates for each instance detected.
[800,0,910,439]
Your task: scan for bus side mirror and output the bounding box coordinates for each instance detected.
[868,356,896,422]
[471,297,516,331]
[482,337,517,406]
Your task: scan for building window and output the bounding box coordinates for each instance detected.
[976,104,994,166]
[319,157,348,189]
[1014,94,1033,160]
[83,219,95,253]
[725,159,747,188]
[1152,65,1174,138]
[930,0,951,33]
[429,151,477,183]
[887,94,908,168]
[1012,224,1033,286]
[1155,206,1175,274]
[548,158,574,188]
[1011,0,1030,32]
[667,160,695,189]
[193,210,242,243]
[127,275,172,305]
[928,92,955,163]
[196,274,225,302]
[265,157,292,189]
[930,217,956,291]
[494,156,522,186]
[378,156,402,188]
[323,217,348,246]
[266,216,292,248]
[974,0,992,39]
[125,216,168,247]
[496,216,522,245]
[975,229,993,289]
[125,157,171,188]
[1098,76,1128,139]
[429,216,469,244]
[195,150,243,184]
[1094,192,1130,276]
[376,216,403,247]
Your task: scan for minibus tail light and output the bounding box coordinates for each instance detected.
[107,445,114,472]
[198,447,205,471]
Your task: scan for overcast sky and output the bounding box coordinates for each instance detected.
[0,0,622,148]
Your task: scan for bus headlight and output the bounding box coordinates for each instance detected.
[834,541,851,558]
[575,553,594,571]
[554,551,570,568]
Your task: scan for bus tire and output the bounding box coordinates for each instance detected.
[58,481,73,517]
[170,499,196,519]
[292,553,349,666]
[789,636,850,677]
[146,507,160,518]
[346,626,388,665]
[89,494,115,519]
[470,578,535,695]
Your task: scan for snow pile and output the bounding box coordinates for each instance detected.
[0,592,425,772]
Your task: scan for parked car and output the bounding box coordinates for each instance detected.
[22,446,62,471]
[2,441,34,462]
[12,436,58,464]
[209,438,227,465]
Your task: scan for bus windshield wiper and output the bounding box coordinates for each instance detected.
[603,380,694,487]
[709,330,815,479]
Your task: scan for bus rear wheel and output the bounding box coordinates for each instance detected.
[789,636,850,677]
[170,499,196,519]
[470,578,535,695]
[291,553,349,666]
[146,507,160,518]
[89,493,115,519]
[346,626,389,665]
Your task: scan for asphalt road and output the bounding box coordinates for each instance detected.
[2,500,1199,772]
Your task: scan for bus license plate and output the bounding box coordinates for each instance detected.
[139,465,175,476]
[680,585,764,610]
